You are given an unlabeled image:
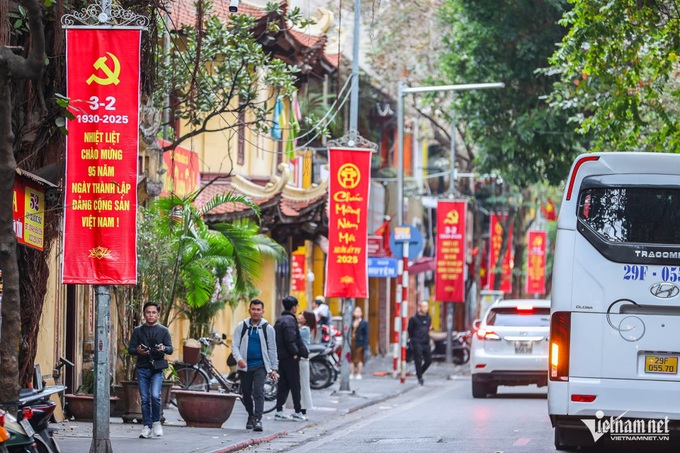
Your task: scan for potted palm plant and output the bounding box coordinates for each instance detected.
[134,190,284,427]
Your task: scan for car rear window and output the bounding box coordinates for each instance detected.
[578,187,680,245]
[486,307,550,326]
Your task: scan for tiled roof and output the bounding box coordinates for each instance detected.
[288,29,324,48]
[280,194,326,217]
[168,0,275,28]
[198,179,326,220]
[197,181,276,216]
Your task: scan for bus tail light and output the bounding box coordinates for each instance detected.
[550,311,571,381]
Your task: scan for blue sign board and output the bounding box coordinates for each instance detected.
[367,257,399,278]
[389,224,424,259]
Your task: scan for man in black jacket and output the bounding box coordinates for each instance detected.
[407,300,432,386]
[274,296,308,421]
[128,301,173,438]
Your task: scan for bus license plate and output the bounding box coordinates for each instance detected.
[645,355,678,374]
[515,341,532,354]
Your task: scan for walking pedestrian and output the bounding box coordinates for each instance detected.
[231,299,278,432]
[274,296,308,421]
[298,310,316,417]
[349,306,369,379]
[408,300,432,386]
[128,301,173,439]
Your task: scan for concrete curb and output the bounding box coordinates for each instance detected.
[212,430,289,453]
[347,383,418,414]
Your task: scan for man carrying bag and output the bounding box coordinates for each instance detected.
[128,301,173,438]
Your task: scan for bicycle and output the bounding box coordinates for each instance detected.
[170,334,278,414]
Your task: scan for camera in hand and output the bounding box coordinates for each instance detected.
[139,344,150,351]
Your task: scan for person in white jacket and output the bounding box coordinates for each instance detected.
[232,299,278,432]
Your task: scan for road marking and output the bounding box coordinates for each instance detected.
[513,437,531,446]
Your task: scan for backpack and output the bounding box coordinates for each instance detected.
[239,320,269,346]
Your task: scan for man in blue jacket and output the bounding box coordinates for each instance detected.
[274,296,308,421]
[232,299,278,432]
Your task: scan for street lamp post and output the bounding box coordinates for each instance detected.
[394,81,504,378]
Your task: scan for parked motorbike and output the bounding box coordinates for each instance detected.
[407,330,471,365]
[308,343,336,389]
[0,408,38,453]
[17,386,65,453]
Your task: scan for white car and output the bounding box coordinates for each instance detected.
[470,298,551,398]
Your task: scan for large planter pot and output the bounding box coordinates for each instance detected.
[173,390,239,428]
[121,380,172,424]
[64,394,119,422]
[112,384,125,418]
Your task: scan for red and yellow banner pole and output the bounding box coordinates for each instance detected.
[63,28,141,285]
[324,148,372,298]
[526,230,547,295]
[435,200,467,302]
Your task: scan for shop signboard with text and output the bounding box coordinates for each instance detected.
[62,28,141,284]
[325,148,371,298]
[435,200,466,302]
[13,175,45,251]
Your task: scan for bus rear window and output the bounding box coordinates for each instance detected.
[578,187,680,245]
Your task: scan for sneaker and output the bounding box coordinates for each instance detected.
[274,411,292,421]
[291,412,307,421]
[139,426,152,439]
[152,421,163,437]
[356,374,362,380]
[349,374,355,379]
[253,419,263,432]
[246,416,255,430]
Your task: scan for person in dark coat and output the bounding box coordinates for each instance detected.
[349,306,369,379]
[274,296,308,421]
[407,300,432,386]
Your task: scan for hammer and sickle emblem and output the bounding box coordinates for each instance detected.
[443,210,459,225]
[86,52,121,86]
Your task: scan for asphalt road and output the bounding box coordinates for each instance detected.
[252,376,558,453]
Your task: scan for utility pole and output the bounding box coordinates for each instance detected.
[396,82,504,376]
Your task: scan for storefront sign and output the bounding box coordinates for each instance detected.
[325,148,371,298]
[291,253,306,292]
[160,139,200,197]
[63,28,141,285]
[526,230,547,295]
[488,213,513,293]
[435,200,466,302]
[367,235,383,256]
[13,175,45,251]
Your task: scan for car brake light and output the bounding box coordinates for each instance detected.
[21,407,33,420]
[516,304,534,313]
[566,155,599,201]
[571,394,596,403]
[477,329,500,341]
[550,311,571,381]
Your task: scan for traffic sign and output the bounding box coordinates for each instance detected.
[389,224,423,259]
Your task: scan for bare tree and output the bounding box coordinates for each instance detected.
[0,0,45,404]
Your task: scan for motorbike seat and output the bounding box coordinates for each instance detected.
[307,343,328,354]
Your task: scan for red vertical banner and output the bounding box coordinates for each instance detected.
[291,253,306,292]
[488,213,513,293]
[435,200,467,302]
[159,139,200,197]
[526,230,547,295]
[325,148,371,298]
[63,28,141,285]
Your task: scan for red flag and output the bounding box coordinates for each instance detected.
[373,218,392,256]
[541,199,558,221]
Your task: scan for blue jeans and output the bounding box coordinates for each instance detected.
[137,367,163,427]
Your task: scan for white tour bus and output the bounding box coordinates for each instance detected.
[549,152,680,450]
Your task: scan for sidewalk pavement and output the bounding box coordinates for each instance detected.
[55,356,469,453]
